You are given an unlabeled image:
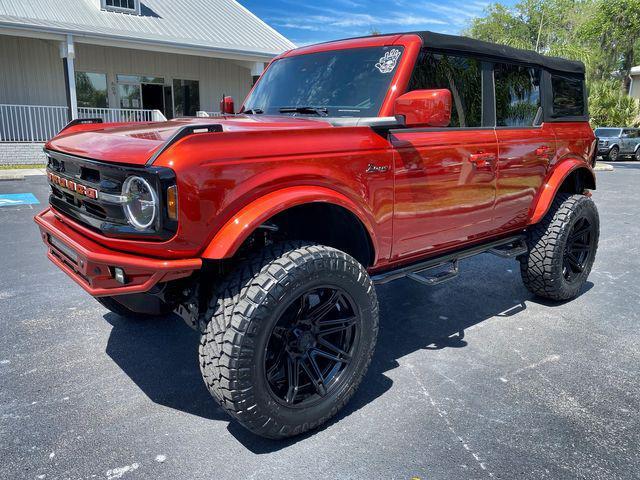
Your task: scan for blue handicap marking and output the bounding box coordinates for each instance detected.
[0,193,40,207]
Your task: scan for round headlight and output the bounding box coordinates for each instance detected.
[122,176,158,230]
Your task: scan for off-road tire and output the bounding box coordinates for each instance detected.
[605,146,619,162]
[519,193,599,301]
[199,242,379,439]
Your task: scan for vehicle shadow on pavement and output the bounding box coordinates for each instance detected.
[103,313,229,422]
[103,258,593,454]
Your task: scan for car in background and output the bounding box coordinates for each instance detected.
[595,127,640,161]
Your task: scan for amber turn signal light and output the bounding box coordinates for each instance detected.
[167,185,178,221]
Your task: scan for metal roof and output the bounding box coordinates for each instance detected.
[0,0,295,59]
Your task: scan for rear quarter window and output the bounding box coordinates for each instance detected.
[551,74,585,118]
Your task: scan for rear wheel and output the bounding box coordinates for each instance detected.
[519,193,599,301]
[199,242,378,438]
[606,146,619,162]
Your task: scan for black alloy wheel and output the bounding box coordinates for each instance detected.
[199,242,379,438]
[264,287,359,407]
[562,217,594,283]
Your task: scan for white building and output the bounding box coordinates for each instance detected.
[630,66,640,99]
[0,0,294,163]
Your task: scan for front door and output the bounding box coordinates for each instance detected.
[391,130,498,260]
[390,50,498,261]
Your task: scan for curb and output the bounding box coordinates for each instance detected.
[0,168,46,181]
[594,163,614,172]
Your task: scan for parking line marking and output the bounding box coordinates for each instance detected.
[0,193,40,207]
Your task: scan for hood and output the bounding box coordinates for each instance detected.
[46,116,333,166]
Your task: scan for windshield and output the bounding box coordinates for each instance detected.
[595,128,622,137]
[243,47,404,117]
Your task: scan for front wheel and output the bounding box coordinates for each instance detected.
[634,149,640,162]
[519,193,599,301]
[606,146,620,162]
[199,242,378,438]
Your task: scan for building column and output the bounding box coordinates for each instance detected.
[250,62,265,86]
[60,34,78,120]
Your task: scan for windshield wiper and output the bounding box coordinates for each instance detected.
[242,108,264,114]
[279,106,329,117]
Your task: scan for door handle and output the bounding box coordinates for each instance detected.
[470,153,496,168]
[536,146,553,157]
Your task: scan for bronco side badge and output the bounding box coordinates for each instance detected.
[375,49,401,74]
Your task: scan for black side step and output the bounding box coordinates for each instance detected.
[372,234,527,286]
[407,259,460,286]
[488,238,529,258]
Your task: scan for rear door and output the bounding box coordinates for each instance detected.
[493,63,555,230]
[390,51,498,260]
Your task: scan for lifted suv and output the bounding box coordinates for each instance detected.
[595,127,640,161]
[35,31,599,439]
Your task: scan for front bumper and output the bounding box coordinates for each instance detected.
[34,208,201,297]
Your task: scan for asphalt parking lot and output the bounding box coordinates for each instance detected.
[1,163,639,480]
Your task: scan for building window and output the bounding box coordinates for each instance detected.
[173,79,200,117]
[102,0,140,14]
[494,63,541,127]
[75,72,108,108]
[409,51,483,128]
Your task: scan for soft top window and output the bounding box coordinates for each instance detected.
[551,74,586,118]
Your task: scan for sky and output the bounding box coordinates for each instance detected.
[237,0,518,47]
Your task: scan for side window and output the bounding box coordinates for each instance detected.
[551,74,585,118]
[494,63,541,127]
[409,51,482,128]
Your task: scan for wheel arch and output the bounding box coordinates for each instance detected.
[201,186,378,267]
[529,161,596,225]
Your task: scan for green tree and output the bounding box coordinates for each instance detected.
[581,0,640,92]
[589,79,640,127]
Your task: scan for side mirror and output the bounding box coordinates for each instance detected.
[394,89,452,128]
[220,96,235,115]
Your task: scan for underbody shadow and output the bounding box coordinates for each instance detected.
[104,254,593,453]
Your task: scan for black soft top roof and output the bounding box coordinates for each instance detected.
[415,31,585,75]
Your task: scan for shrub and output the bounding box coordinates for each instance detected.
[589,79,640,127]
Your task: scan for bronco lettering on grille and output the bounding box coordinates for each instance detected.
[48,172,98,200]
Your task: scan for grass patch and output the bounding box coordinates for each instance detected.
[0,164,46,170]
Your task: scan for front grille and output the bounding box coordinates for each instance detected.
[47,151,132,231]
[45,150,177,241]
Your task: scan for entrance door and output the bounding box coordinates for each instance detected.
[163,86,174,119]
[141,83,164,115]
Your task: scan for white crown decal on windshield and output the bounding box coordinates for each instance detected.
[375,49,402,74]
